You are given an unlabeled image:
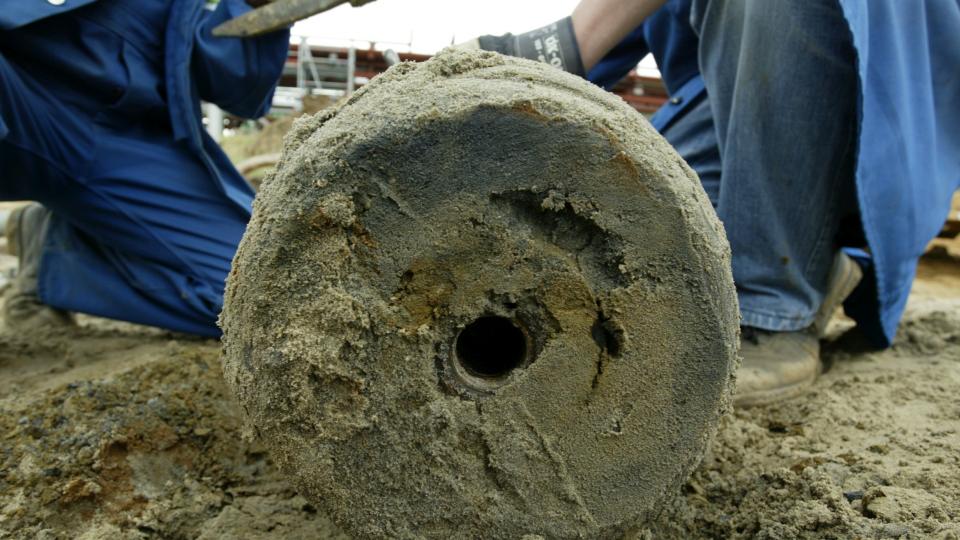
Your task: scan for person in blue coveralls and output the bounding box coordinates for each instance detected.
[467,0,960,405]
[0,0,290,336]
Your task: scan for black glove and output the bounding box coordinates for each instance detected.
[476,17,585,77]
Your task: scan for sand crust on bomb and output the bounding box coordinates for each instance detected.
[221,49,738,539]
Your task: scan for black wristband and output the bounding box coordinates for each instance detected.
[477,17,585,77]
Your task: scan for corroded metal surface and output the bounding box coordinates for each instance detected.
[221,50,739,539]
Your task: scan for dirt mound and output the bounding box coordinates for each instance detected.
[3,301,959,539]
[649,305,960,539]
[246,94,333,158]
[0,324,343,540]
[1,277,959,538]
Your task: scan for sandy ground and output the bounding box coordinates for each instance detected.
[2,205,959,537]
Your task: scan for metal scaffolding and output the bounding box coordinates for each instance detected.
[294,36,357,98]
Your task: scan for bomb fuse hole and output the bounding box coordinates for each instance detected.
[455,316,527,379]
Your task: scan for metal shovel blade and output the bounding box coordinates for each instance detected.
[212,0,375,38]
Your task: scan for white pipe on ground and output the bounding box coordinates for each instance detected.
[204,103,224,143]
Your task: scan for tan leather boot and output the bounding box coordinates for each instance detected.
[2,204,75,332]
[734,252,863,407]
[734,327,821,407]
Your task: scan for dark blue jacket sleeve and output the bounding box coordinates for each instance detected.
[191,0,290,118]
[587,26,649,90]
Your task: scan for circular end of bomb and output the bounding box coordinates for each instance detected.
[221,50,740,539]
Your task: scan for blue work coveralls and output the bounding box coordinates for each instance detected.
[0,0,290,336]
[590,0,960,347]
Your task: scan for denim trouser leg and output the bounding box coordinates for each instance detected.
[660,93,722,210]
[683,0,859,331]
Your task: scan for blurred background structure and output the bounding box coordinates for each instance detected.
[204,0,666,143]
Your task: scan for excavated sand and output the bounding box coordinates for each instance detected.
[221,50,737,538]
[1,266,958,539]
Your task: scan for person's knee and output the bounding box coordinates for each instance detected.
[689,0,747,38]
[691,0,839,42]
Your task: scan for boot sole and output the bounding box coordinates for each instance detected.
[734,368,820,408]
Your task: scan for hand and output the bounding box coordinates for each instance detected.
[468,17,585,76]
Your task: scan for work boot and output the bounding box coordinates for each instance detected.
[2,204,75,331]
[735,252,863,407]
[734,327,820,407]
[813,251,864,337]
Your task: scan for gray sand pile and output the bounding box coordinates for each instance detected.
[220,49,738,539]
[651,303,960,539]
[0,324,345,539]
[0,261,958,538]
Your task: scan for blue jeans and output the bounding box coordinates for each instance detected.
[662,0,859,331]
